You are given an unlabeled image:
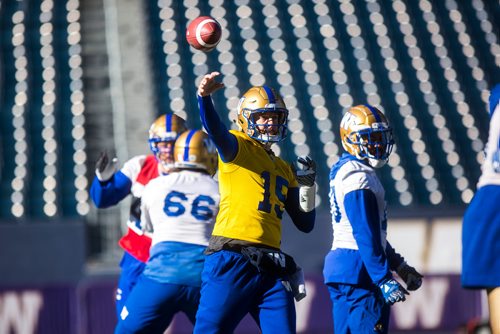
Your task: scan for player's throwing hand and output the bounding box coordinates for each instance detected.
[197,71,225,97]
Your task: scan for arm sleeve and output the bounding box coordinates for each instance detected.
[385,241,405,271]
[345,189,392,285]
[89,171,132,208]
[198,95,238,162]
[285,187,315,233]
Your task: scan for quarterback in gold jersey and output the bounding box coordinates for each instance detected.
[213,130,298,249]
[193,72,316,334]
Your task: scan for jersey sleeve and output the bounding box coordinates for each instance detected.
[385,241,405,271]
[198,95,238,162]
[120,155,147,180]
[89,156,146,208]
[90,171,132,208]
[344,188,391,285]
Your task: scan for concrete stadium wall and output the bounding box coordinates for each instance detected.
[0,221,86,285]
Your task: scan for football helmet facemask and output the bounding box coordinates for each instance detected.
[237,86,288,143]
[340,104,394,168]
[148,113,187,168]
[174,129,218,176]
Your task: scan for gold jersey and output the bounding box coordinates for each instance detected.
[212,130,298,249]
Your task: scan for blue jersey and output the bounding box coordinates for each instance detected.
[462,83,500,288]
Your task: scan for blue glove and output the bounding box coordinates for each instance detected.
[379,278,409,305]
[294,156,316,186]
[396,262,423,291]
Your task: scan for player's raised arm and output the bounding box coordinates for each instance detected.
[197,72,238,162]
[90,152,133,208]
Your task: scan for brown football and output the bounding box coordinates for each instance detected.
[186,16,222,52]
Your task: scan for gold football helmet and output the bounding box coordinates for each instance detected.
[148,113,187,167]
[340,105,394,168]
[174,129,218,176]
[237,86,288,143]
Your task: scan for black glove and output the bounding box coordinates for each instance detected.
[95,151,118,182]
[396,262,423,291]
[294,156,316,187]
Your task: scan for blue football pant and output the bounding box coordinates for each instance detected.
[115,274,200,333]
[194,250,296,334]
[116,252,146,318]
[327,282,390,334]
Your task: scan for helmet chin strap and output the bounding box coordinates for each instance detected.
[368,158,386,168]
[355,144,388,168]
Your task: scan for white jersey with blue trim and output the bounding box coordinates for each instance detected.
[478,102,500,188]
[329,157,388,251]
[119,154,159,234]
[121,155,149,198]
[140,170,220,247]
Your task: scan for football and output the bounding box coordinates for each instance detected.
[185,16,222,52]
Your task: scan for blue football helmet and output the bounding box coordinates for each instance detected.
[340,104,394,168]
[237,86,288,143]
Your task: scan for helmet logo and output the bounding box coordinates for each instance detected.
[237,96,246,112]
[340,112,356,130]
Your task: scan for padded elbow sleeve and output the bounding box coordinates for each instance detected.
[299,183,316,212]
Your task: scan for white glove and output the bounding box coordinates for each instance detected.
[95,152,118,182]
